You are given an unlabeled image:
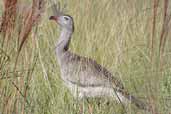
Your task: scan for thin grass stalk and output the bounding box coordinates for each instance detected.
[149,0,160,113]
[159,0,171,71]
[159,0,168,54]
[160,18,171,54]
[151,0,159,62]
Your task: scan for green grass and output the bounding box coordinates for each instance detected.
[0,0,171,114]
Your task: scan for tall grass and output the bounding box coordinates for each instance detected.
[0,0,171,114]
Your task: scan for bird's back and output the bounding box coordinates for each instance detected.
[58,51,124,92]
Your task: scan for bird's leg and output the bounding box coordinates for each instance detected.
[88,104,93,114]
[79,99,85,114]
[86,99,93,114]
[79,103,83,114]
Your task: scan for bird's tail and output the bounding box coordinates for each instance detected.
[116,88,150,111]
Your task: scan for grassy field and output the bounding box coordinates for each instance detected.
[0,0,171,114]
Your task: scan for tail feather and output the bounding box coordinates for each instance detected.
[129,94,150,111]
[116,88,150,111]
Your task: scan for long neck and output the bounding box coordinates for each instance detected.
[56,28,73,56]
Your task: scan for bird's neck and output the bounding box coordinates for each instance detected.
[56,28,73,55]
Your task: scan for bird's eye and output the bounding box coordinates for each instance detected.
[64,16,69,21]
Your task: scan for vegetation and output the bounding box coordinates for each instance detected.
[0,0,171,114]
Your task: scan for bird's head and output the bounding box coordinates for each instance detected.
[49,2,74,32]
[49,15,74,31]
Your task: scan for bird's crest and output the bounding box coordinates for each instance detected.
[50,0,67,16]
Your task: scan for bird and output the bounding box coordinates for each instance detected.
[49,4,149,112]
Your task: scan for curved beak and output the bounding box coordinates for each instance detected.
[49,16,58,22]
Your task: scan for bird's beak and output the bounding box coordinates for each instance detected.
[49,16,58,22]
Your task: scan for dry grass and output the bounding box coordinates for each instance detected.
[0,0,45,114]
[0,0,17,39]
[149,0,171,112]
[18,0,45,52]
[0,0,171,114]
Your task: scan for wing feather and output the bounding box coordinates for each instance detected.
[61,51,124,89]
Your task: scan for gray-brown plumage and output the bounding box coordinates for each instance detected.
[49,4,149,111]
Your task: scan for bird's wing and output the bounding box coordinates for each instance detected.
[62,52,150,111]
[63,51,124,89]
